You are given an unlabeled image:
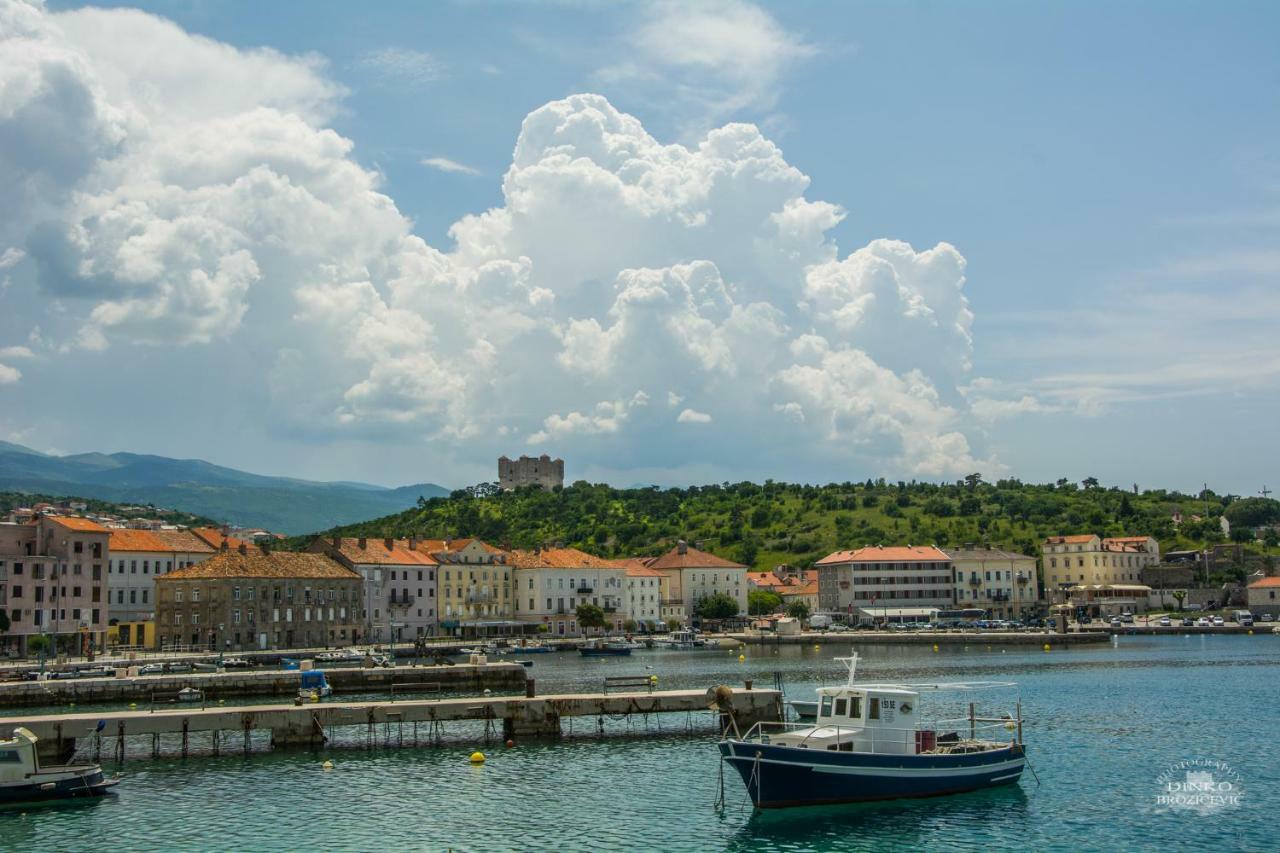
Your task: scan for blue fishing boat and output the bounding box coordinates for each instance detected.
[0,727,119,802]
[298,669,332,700]
[718,653,1026,808]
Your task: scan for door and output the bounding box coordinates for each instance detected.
[258,632,267,650]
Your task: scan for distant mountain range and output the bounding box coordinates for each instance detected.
[0,441,449,534]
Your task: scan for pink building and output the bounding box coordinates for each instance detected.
[0,515,111,656]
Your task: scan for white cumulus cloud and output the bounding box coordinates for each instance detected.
[0,5,997,481]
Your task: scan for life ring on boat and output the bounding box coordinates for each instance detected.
[899,702,912,714]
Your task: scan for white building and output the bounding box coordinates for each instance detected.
[512,547,627,635]
[107,529,217,623]
[621,560,665,629]
[944,546,1040,619]
[647,541,748,619]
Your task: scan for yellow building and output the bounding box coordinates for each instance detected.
[428,539,517,637]
[946,547,1039,619]
[107,620,157,650]
[1043,534,1159,615]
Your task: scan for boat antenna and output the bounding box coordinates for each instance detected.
[833,650,859,687]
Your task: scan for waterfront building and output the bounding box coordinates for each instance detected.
[647,541,748,619]
[155,546,363,651]
[512,547,627,635]
[498,454,564,491]
[0,515,110,655]
[1246,576,1280,618]
[106,529,216,628]
[815,545,954,623]
[308,536,440,643]
[1042,534,1158,615]
[618,559,665,629]
[777,578,819,614]
[944,546,1040,619]
[426,538,516,637]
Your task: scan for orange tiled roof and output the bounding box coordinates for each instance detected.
[152,530,216,553]
[109,529,170,552]
[157,550,360,581]
[621,561,664,578]
[324,537,439,566]
[1044,535,1098,545]
[779,580,818,597]
[747,572,792,589]
[815,545,950,565]
[417,538,505,556]
[647,544,746,570]
[509,547,621,570]
[191,528,252,551]
[47,516,108,533]
[1248,577,1280,589]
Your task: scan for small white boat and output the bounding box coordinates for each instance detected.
[298,670,332,700]
[176,687,203,702]
[0,728,119,802]
[315,648,364,663]
[654,630,702,649]
[192,662,220,673]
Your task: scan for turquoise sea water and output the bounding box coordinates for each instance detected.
[2,636,1277,852]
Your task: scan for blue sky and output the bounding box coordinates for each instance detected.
[3,0,1278,494]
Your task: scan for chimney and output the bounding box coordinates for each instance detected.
[260,541,271,555]
[409,536,418,550]
[384,537,394,550]
[358,537,367,549]
[677,540,688,555]
[237,543,248,555]
[332,535,340,548]
[444,537,451,549]
[963,542,975,551]
[220,539,229,553]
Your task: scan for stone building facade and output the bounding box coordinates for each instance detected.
[308,536,440,642]
[155,546,363,651]
[498,455,564,491]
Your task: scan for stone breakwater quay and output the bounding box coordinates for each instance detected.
[729,631,1113,646]
[0,687,783,760]
[0,662,528,708]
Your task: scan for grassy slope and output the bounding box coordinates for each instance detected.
[297,479,1278,577]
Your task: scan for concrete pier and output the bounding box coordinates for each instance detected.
[0,686,783,759]
[0,662,527,708]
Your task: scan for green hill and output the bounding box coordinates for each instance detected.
[303,478,1278,578]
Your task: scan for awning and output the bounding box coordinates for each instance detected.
[1108,584,1153,591]
[855,606,938,618]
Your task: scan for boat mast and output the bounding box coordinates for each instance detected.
[833,651,859,687]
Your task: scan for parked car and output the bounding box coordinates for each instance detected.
[1196,617,1211,627]
[1180,617,1195,627]
[1109,617,1122,627]
[1158,616,1172,627]
[1120,613,1134,624]
[1212,616,1225,627]
[1262,613,1276,623]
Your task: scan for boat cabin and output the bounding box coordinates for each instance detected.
[0,728,41,784]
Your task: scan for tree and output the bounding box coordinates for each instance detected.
[785,600,811,621]
[1171,590,1187,612]
[575,603,607,635]
[27,635,51,657]
[665,618,682,632]
[623,619,638,633]
[694,593,740,620]
[748,588,783,615]
[964,473,983,491]
[1082,477,1100,490]
[1224,497,1280,528]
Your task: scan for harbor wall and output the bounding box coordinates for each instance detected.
[0,662,527,708]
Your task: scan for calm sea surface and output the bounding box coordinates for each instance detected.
[3,635,1277,852]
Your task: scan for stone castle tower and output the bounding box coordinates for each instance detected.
[498,454,564,491]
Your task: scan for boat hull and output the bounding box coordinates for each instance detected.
[0,768,118,803]
[579,648,631,656]
[719,739,1025,808]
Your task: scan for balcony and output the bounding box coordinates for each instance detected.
[603,606,618,613]
[576,586,593,594]
[390,595,416,609]
[1015,573,1030,584]
[990,592,1010,602]
[967,576,982,586]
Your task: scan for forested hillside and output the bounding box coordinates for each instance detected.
[305,477,1279,573]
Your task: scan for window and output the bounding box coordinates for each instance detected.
[819,696,833,718]
[143,560,150,574]
[233,610,241,624]
[192,588,200,602]
[176,589,184,603]
[834,698,847,717]
[234,587,241,601]
[848,696,862,718]
[131,560,137,574]
[142,590,148,604]
[868,697,880,720]
[176,614,183,626]
[191,612,199,625]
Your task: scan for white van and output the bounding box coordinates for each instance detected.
[1232,610,1254,627]
[808,614,834,630]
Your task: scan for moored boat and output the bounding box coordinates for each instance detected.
[719,653,1027,808]
[298,670,333,700]
[0,728,119,802]
[579,639,632,657]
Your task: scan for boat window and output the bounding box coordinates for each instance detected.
[0,750,21,763]
[869,697,881,720]
[834,698,847,717]
[819,696,833,718]
[849,697,862,719]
